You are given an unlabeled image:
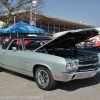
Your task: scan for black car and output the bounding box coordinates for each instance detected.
[76,40,100,54]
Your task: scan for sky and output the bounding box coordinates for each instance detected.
[43,0,100,26]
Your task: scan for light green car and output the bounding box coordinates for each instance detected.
[0,28,100,90]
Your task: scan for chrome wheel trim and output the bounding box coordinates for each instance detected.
[37,69,49,87]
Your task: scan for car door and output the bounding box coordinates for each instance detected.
[2,39,25,74]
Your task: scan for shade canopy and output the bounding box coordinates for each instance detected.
[0,21,46,34]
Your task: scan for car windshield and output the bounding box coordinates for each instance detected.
[24,39,51,50]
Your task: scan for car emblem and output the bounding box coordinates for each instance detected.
[93,62,98,66]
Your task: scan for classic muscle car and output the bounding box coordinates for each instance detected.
[0,28,100,90]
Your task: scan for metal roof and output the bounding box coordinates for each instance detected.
[0,10,95,28]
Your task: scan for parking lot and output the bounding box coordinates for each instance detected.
[0,69,100,100]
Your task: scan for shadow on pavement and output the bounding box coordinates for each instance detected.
[3,69,100,91]
[3,69,35,82]
[56,73,100,91]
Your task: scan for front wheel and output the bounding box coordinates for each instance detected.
[35,67,57,90]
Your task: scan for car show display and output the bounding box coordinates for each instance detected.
[0,28,100,90]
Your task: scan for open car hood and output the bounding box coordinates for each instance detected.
[35,28,99,50]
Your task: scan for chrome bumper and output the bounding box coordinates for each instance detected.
[61,67,100,82]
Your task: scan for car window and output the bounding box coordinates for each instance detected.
[8,39,23,51]
[24,39,50,50]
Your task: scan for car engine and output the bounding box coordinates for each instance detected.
[37,46,99,71]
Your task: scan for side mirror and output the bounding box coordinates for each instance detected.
[12,47,17,52]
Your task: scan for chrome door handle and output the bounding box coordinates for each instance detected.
[3,51,6,54]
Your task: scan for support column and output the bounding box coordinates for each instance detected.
[64,25,65,31]
[48,23,49,33]
[68,26,69,30]
[40,21,42,28]
[59,24,60,32]
[53,23,55,33]
[30,0,37,26]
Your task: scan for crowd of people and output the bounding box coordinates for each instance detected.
[1,35,100,48]
[0,37,10,45]
[90,36,100,46]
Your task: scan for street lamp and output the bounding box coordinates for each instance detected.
[30,0,37,26]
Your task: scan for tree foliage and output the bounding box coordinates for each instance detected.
[1,23,8,28]
[0,0,45,26]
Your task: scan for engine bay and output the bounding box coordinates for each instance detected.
[37,46,99,71]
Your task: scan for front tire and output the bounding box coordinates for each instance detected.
[35,67,57,90]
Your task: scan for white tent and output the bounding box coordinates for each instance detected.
[53,31,68,37]
[53,29,82,38]
[95,27,100,33]
[53,28,100,38]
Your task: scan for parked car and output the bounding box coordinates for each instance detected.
[76,40,100,54]
[0,28,100,90]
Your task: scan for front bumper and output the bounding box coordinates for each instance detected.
[61,67,100,82]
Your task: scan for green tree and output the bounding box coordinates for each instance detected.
[1,23,8,28]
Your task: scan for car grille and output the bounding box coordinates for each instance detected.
[78,65,98,71]
[78,60,98,71]
[79,59,98,64]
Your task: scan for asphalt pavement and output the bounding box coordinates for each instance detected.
[0,69,100,100]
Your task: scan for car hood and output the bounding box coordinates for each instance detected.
[35,28,99,50]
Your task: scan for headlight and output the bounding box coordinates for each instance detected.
[66,63,72,71]
[72,62,78,69]
[66,62,79,72]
